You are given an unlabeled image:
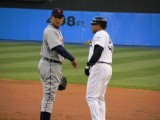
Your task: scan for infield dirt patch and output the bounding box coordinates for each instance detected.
[0,80,160,120]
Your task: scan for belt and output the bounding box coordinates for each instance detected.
[97,61,112,65]
[43,57,62,65]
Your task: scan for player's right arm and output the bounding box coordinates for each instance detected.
[87,45,103,67]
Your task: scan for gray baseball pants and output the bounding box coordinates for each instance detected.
[38,58,62,113]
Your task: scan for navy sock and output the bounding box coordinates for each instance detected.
[40,112,51,120]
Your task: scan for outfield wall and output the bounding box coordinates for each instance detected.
[0,8,160,46]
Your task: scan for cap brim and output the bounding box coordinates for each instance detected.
[53,14,64,17]
[90,22,98,25]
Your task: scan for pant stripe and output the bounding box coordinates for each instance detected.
[44,62,52,112]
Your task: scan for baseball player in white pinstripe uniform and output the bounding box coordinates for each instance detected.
[38,8,78,120]
[85,16,113,120]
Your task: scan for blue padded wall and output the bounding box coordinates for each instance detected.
[132,13,152,46]
[0,8,11,39]
[151,14,160,46]
[10,9,30,40]
[0,8,160,46]
[115,13,134,45]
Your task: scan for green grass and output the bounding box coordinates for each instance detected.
[0,41,160,91]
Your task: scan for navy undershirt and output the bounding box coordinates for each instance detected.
[52,45,75,61]
[87,45,104,66]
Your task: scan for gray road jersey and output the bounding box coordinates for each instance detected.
[40,24,65,62]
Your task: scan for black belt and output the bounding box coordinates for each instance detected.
[43,57,62,65]
[97,61,112,65]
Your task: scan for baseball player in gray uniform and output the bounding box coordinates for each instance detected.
[85,16,113,120]
[38,8,78,120]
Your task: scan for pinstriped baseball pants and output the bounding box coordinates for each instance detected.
[86,63,112,120]
[38,58,62,113]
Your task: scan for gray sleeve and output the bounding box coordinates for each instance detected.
[47,30,62,50]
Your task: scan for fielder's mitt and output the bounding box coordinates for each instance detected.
[58,76,67,91]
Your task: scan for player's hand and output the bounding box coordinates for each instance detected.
[71,60,78,69]
[84,66,91,76]
[85,40,92,46]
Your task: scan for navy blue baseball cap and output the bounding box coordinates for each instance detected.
[90,16,106,25]
[51,8,64,17]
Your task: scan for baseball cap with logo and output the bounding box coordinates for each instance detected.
[51,8,64,17]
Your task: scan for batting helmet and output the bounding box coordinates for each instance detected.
[90,16,107,29]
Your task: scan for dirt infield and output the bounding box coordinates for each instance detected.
[0,80,160,120]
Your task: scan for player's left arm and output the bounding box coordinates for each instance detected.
[52,45,75,61]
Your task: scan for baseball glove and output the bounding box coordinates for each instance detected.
[58,76,67,91]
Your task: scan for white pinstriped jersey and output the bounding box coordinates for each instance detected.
[88,30,113,63]
[86,29,113,120]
